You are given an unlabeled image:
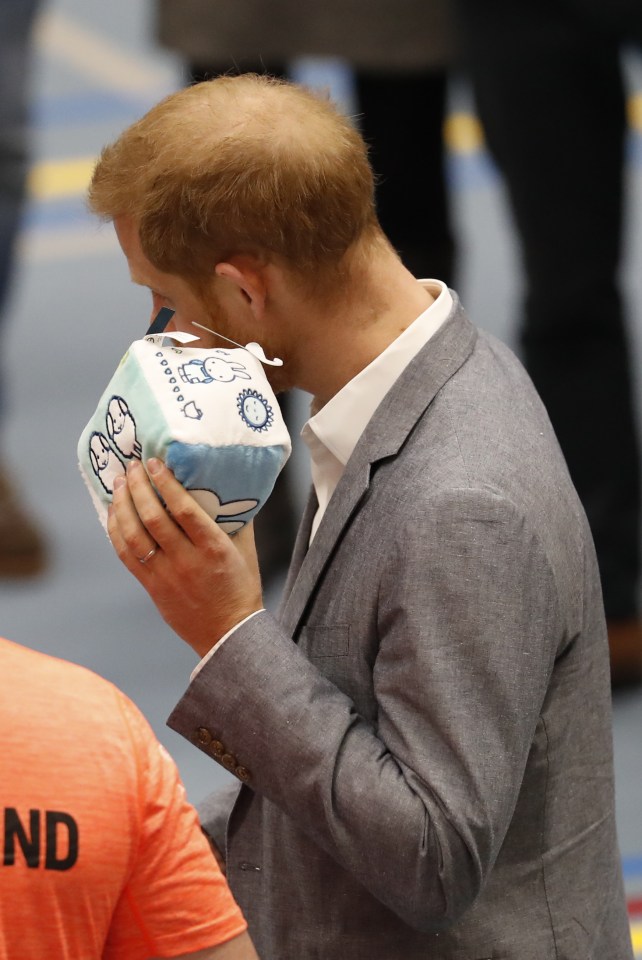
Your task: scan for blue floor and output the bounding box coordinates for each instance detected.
[1,0,641,944]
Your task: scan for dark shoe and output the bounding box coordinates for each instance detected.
[608,618,642,689]
[0,466,47,577]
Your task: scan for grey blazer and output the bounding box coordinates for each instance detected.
[169,299,633,959]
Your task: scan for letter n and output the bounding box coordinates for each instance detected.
[3,808,40,867]
[45,811,79,871]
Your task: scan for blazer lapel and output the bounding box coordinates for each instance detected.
[278,491,317,607]
[278,459,373,636]
[278,297,477,639]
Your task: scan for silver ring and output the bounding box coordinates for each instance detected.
[138,545,158,564]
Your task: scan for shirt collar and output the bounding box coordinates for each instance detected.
[302,280,452,466]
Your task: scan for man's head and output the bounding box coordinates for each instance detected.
[88,74,380,299]
[88,74,430,403]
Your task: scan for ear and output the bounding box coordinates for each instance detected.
[214,257,267,320]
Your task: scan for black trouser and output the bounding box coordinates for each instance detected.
[454,0,642,618]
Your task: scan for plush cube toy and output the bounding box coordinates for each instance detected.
[78,332,291,535]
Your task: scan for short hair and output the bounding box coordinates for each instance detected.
[88,74,379,292]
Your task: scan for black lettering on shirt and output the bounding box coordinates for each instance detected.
[45,811,78,871]
[3,809,39,867]
[3,809,78,870]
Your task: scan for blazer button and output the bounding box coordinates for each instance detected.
[210,740,224,758]
[221,753,237,770]
[235,766,250,782]
[194,727,212,746]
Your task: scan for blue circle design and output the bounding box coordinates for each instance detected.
[237,388,274,432]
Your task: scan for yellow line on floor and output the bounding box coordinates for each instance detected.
[444,112,486,154]
[28,157,96,200]
[629,93,642,131]
[26,97,642,203]
[26,115,490,204]
[445,96,642,153]
[34,9,174,96]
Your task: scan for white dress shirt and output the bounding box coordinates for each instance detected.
[302,279,452,541]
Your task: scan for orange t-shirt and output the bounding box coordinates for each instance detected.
[0,637,247,959]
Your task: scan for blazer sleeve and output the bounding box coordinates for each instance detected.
[168,487,562,931]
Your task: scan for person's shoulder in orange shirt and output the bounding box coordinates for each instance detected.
[0,636,259,960]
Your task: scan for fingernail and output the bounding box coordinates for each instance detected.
[147,458,163,476]
[113,476,126,491]
[127,460,141,474]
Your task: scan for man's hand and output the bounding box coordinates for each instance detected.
[169,930,259,960]
[108,458,263,657]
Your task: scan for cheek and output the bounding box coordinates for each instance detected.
[168,312,189,333]
[265,365,291,396]
[150,293,168,323]
[187,323,220,349]
[174,296,211,333]
[168,305,203,337]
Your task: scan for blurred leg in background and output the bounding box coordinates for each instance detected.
[455,0,642,684]
[354,69,455,286]
[0,0,47,578]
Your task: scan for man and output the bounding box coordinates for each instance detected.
[0,636,258,959]
[155,0,458,592]
[88,75,633,958]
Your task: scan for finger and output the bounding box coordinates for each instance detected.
[124,459,189,554]
[233,521,261,582]
[145,458,229,550]
[107,499,127,557]
[107,492,149,576]
[107,478,156,566]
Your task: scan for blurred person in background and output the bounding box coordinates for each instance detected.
[453,0,642,685]
[0,0,47,578]
[0,634,259,959]
[155,0,457,588]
